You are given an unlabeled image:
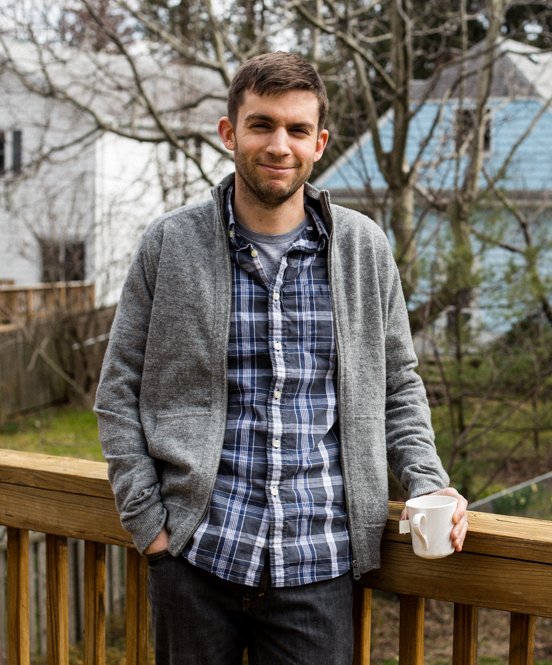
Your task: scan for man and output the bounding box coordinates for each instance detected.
[95,52,468,665]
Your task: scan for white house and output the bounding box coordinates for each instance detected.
[0,37,232,305]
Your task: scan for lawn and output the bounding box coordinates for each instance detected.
[0,405,102,460]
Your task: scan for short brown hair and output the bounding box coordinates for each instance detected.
[227,52,329,130]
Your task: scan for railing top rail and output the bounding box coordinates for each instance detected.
[2,448,552,554]
[385,501,552,565]
[0,448,131,547]
[365,502,552,618]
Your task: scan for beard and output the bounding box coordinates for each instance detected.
[233,146,314,210]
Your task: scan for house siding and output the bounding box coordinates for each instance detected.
[316,99,552,195]
[1,59,233,305]
[0,69,96,286]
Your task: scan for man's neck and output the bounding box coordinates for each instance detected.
[233,182,306,235]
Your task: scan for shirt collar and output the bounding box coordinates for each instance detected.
[224,184,329,249]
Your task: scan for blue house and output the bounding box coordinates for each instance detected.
[316,39,552,348]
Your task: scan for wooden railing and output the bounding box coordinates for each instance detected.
[354,506,552,665]
[1,448,551,665]
[0,449,146,665]
[0,282,95,325]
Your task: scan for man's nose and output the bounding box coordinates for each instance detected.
[266,127,291,156]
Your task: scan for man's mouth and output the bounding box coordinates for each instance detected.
[259,163,296,173]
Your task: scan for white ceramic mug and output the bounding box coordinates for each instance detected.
[399,495,457,559]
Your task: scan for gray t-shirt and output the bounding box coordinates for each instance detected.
[235,217,308,284]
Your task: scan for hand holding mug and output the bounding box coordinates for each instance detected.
[399,488,468,558]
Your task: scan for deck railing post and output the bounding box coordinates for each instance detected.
[509,613,536,665]
[7,527,30,665]
[353,586,372,665]
[125,548,149,665]
[452,603,479,665]
[84,540,106,665]
[399,595,424,665]
[46,534,69,665]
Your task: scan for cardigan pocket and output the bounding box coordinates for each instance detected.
[148,411,210,471]
[349,415,389,526]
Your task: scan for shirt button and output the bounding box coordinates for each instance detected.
[272,438,281,448]
[270,485,278,496]
[273,390,282,400]
[273,291,280,301]
[251,248,258,258]
[274,341,282,351]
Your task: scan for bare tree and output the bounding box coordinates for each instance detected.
[0,0,550,483]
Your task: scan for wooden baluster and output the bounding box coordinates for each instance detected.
[353,586,372,665]
[509,613,536,665]
[7,527,30,665]
[60,284,67,311]
[84,541,106,665]
[399,595,424,665]
[453,603,478,665]
[5,291,13,320]
[26,290,33,319]
[126,548,149,665]
[10,291,18,319]
[46,535,69,665]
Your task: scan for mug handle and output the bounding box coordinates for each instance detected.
[411,513,428,549]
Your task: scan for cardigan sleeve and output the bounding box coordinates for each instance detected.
[381,242,450,497]
[94,223,168,553]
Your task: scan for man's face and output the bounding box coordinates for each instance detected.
[218,89,329,209]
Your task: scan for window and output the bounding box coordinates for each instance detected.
[192,137,202,161]
[168,142,178,162]
[39,239,86,283]
[168,138,203,164]
[12,130,22,173]
[0,130,23,174]
[0,132,5,174]
[455,108,491,153]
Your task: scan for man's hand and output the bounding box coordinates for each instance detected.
[145,528,170,555]
[400,487,469,552]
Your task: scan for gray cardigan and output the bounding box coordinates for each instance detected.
[95,174,448,577]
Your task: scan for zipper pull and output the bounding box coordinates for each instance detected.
[352,559,361,581]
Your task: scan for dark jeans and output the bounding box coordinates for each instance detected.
[147,553,354,665]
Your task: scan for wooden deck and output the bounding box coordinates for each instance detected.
[0,448,551,664]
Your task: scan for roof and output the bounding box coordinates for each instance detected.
[0,36,227,134]
[411,39,552,102]
[316,38,552,196]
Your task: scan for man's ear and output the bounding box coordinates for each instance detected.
[313,128,329,163]
[218,117,235,151]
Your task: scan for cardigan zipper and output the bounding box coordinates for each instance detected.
[322,190,361,582]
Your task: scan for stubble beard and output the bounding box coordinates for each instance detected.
[234,150,314,210]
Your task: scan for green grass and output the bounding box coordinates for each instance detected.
[0,405,102,460]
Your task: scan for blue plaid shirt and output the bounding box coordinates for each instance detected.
[182,187,351,587]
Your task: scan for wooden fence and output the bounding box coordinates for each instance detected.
[0,305,115,423]
[0,326,68,422]
[0,449,551,665]
[0,283,95,325]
